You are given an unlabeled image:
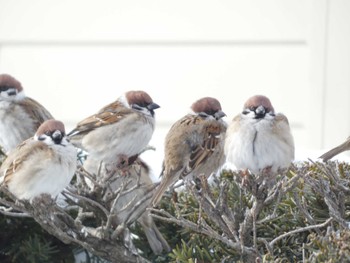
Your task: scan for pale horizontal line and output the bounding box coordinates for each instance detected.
[65,119,305,129]
[0,40,307,47]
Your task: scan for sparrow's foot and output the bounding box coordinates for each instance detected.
[261,166,272,176]
[116,154,129,169]
[241,169,250,187]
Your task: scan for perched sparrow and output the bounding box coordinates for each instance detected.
[151,97,227,206]
[319,136,350,161]
[0,74,53,153]
[68,90,159,167]
[0,120,77,201]
[83,157,170,254]
[225,95,294,175]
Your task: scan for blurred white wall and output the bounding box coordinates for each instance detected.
[0,0,349,174]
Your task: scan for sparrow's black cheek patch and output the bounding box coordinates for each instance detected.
[131,104,143,111]
[38,136,46,141]
[7,90,17,96]
[198,112,209,118]
[0,86,10,92]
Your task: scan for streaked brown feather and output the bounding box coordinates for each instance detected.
[152,97,226,206]
[2,139,48,185]
[188,122,221,173]
[18,97,53,128]
[68,101,132,136]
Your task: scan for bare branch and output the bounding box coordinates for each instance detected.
[0,206,31,218]
[269,217,333,248]
[63,189,109,218]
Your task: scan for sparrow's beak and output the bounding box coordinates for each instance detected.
[147,102,160,111]
[214,110,226,120]
[52,130,63,144]
[255,106,266,118]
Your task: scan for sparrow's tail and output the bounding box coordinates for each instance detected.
[141,219,171,254]
[151,173,178,207]
[319,138,350,161]
[150,182,168,207]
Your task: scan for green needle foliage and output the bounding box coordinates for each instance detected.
[0,216,75,263]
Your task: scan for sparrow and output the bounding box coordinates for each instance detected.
[0,74,53,153]
[151,97,227,206]
[319,136,350,161]
[0,119,77,201]
[83,157,170,254]
[225,95,295,175]
[68,90,159,168]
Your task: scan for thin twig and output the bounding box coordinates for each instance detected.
[150,208,256,256]
[0,206,31,217]
[63,190,109,218]
[269,217,333,248]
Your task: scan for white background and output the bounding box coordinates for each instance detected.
[0,0,349,176]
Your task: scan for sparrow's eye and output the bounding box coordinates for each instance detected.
[242,110,250,115]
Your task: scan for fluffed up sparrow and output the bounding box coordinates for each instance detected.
[319,136,350,161]
[0,74,53,153]
[68,90,159,168]
[225,95,294,175]
[0,119,77,201]
[151,97,227,206]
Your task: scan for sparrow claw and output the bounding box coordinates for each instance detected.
[116,154,129,170]
[261,166,272,176]
[241,169,251,187]
[115,155,143,176]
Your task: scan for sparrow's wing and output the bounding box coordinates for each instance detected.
[273,113,295,158]
[19,97,54,127]
[227,114,241,133]
[152,115,200,206]
[152,115,225,206]
[187,119,225,174]
[0,139,46,185]
[67,101,133,137]
[167,114,225,175]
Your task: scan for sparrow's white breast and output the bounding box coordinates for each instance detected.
[82,113,155,163]
[6,143,77,200]
[225,116,293,174]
